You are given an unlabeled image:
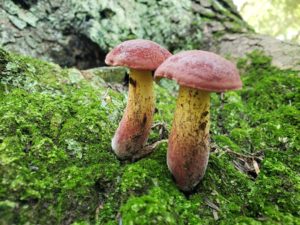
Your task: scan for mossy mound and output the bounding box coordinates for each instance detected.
[0,49,299,224]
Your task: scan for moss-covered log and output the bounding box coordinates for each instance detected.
[1,46,299,224]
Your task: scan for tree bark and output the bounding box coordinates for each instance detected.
[209,33,300,71]
[1,0,299,70]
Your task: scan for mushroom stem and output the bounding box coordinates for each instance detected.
[112,69,154,159]
[167,86,210,191]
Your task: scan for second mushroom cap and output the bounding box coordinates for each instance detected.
[155,50,242,92]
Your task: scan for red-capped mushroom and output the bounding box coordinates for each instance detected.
[105,39,171,160]
[154,50,242,191]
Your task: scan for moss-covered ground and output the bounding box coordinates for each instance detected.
[0,48,299,224]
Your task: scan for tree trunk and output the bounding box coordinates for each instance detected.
[1,0,300,70]
[209,33,300,71]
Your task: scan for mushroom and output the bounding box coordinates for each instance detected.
[105,39,171,160]
[154,50,242,191]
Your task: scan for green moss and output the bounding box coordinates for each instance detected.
[214,134,241,152]
[121,187,202,225]
[0,87,122,224]
[0,49,125,224]
[1,48,300,224]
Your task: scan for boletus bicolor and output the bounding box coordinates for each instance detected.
[155,50,242,191]
[105,39,171,160]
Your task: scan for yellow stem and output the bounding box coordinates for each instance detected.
[167,86,210,191]
[112,69,154,159]
[126,69,154,121]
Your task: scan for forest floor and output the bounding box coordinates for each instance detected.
[0,48,299,224]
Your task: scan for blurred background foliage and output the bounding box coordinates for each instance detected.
[233,0,300,44]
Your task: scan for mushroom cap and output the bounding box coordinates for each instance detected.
[154,50,242,92]
[105,39,172,71]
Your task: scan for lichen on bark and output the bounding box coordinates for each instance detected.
[3,0,299,71]
[1,0,250,68]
